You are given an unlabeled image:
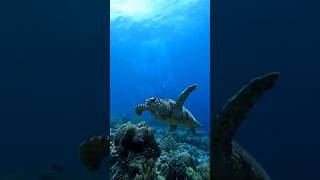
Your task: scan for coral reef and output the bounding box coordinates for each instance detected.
[110,122,161,179]
[157,152,198,179]
[81,118,210,179]
[156,128,210,165]
[109,121,210,180]
[159,135,177,152]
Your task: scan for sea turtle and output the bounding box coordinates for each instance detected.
[213,72,280,180]
[135,84,202,132]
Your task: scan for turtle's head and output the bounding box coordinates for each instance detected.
[145,97,162,110]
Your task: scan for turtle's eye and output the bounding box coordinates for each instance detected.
[146,98,155,104]
[150,98,156,102]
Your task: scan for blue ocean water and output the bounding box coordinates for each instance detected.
[110,0,211,132]
[214,0,320,179]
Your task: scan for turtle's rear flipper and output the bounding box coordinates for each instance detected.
[213,72,280,179]
[214,72,280,154]
[80,135,109,171]
[176,84,198,109]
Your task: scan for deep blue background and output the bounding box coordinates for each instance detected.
[214,0,320,179]
[0,0,108,177]
[110,0,210,132]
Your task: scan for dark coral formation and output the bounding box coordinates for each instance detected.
[110,122,161,179]
[79,136,109,171]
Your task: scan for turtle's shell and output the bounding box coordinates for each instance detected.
[148,98,202,128]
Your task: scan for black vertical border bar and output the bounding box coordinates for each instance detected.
[106,0,110,179]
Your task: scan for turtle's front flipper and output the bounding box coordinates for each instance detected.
[176,84,198,109]
[135,104,149,116]
[80,135,109,171]
[213,72,280,179]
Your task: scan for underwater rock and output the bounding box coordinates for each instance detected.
[111,121,161,179]
[79,135,109,171]
[113,122,160,157]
